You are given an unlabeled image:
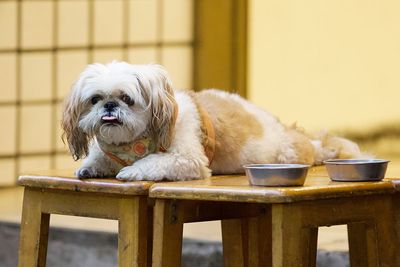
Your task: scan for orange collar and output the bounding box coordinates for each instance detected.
[98,101,216,167]
[97,137,156,167]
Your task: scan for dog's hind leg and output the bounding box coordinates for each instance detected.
[311,133,372,165]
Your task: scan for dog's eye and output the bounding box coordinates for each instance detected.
[91,95,102,105]
[121,94,134,106]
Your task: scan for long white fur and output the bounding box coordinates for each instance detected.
[117,92,210,180]
[63,61,365,181]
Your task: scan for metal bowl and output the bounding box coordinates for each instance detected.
[324,159,389,182]
[243,164,310,187]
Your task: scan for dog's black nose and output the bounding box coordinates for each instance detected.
[104,101,118,111]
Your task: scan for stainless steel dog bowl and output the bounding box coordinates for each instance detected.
[324,159,389,182]
[244,164,310,187]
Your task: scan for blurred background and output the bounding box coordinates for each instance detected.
[1,0,399,187]
[0,0,194,186]
[0,0,399,266]
[0,0,400,186]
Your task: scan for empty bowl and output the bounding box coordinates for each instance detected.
[324,159,389,182]
[243,164,310,187]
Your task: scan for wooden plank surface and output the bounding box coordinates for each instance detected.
[18,163,400,200]
[150,166,400,203]
[18,170,152,196]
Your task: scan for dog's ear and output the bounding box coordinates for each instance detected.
[145,65,178,151]
[61,81,89,160]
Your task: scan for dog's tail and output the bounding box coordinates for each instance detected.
[310,130,373,165]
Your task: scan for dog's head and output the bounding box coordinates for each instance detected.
[62,61,178,160]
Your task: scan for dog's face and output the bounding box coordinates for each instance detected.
[62,62,177,160]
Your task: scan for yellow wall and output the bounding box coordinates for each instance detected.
[0,0,193,186]
[248,0,400,132]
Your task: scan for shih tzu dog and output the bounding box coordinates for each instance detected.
[62,61,365,181]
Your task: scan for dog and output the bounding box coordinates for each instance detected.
[61,61,366,181]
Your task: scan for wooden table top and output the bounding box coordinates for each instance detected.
[18,169,153,196]
[150,165,400,203]
[18,163,400,201]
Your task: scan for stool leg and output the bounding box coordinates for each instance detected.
[118,196,148,267]
[348,196,399,267]
[306,227,318,267]
[221,219,247,267]
[146,204,154,267]
[248,215,272,267]
[271,204,318,267]
[152,199,184,267]
[375,210,399,267]
[18,188,50,267]
[222,215,271,267]
[348,222,378,267]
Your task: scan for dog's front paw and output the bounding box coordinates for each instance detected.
[76,167,114,178]
[116,166,147,181]
[76,167,97,178]
[116,164,166,181]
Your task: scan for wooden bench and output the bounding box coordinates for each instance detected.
[149,166,400,267]
[17,170,153,267]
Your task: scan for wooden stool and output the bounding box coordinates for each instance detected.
[149,166,400,267]
[17,170,153,267]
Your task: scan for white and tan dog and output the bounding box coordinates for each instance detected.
[62,61,365,181]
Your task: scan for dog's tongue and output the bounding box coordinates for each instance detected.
[102,116,118,121]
